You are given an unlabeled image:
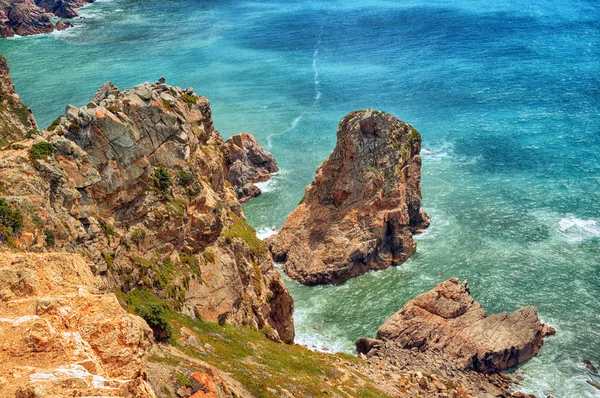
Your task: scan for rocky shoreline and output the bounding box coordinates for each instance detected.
[0,0,92,37]
[0,54,558,397]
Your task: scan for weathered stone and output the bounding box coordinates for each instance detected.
[269,109,429,285]
[0,55,37,142]
[223,132,278,203]
[372,278,555,373]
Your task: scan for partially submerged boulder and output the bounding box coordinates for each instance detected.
[269,109,429,285]
[223,133,278,203]
[359,278,555,373]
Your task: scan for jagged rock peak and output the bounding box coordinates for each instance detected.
[0,55,37,144]
[0,78,294,344]
[359,278,555,373]
[223,132,279,203]
[269,109,430,285]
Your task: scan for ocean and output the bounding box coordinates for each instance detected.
[2,0,599,395]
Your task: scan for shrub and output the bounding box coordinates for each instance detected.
[26,129,39,138]
[0,198,23,234]
[44,228,55,247]
[153,167,173,192]
[135,302,172,341]
[177,170,194,187]
[29,142,54,160]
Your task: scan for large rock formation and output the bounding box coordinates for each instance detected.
[0,252,155,397]
[269,109,429,285]
[0,56,37,144]
[358,278,555,374]
[0,76,294,343]
[0,0,86,37]
[223,132,279,203]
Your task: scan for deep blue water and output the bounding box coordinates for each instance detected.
[2,0,600,395]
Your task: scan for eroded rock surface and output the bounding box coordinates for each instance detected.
[0,56,37,143]
[360,278,555,374]
[223,132,278,203]
[0,77,294,343]
[0,252,155,397]
[269,109,429,285]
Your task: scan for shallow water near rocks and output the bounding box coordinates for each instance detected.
[2,0,600,396]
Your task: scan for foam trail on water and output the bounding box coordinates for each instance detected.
[265,23,325,149]
[558,216,600,243]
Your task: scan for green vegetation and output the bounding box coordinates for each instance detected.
[131,227,146,245]
[44,228,55,247]
[221,214,265,257]
[102,252,113,268]
[177,170,194,187]
[117,286,391,397]
[153,166,173,192]
[29,141,54,160]
[47,116,62,131]
[175,373,192,388]
[99,218,117,243]
[0,198,23,245]
[136,301,172,341]
[180,93,197,107]
[26,129,39,138]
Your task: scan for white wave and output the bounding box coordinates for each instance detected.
[266,112,305,149]
[256,227,278,240]
[312,48,321,105]
[254,180,272,193]
[558,216,600,243]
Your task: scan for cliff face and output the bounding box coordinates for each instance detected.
[0,77,294,343]
[269,109,429,285]
[0,56,37,144]
[0,0,85,37]
[358,278,555,374]
[0,252,155,397]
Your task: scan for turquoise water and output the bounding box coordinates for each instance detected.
[2,0,600,395]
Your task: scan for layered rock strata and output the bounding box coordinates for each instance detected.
[269,109,429,285]
[0,75,294,343]
[357,278,555,373]
[0,252,155,397]
[0,0,89,37]
[223,133,278,203]
[0,55,37,143]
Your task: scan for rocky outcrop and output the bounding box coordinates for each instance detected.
[223,133,278,203]
[0,56,37,143]
[358,278,555,374]
[0,0,91,37]
[0,252,155,397]
[0,77,294,343]
[269,109,429,285]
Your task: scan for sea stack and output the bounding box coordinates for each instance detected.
[357,278,556,373]
[269,109,430,285]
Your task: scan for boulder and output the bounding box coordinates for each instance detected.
[223,133,278,203]
[368,278,555,373]
[269,109,429,285]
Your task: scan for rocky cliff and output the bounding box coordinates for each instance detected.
[0,73,294,343]
[223,133,278,203]
[269,109,430,285]
[357,278,555,374]
[0,55,37,144]
[0,0,86,37]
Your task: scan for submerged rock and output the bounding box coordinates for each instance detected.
[223,132,279,203]
[269,109,429,285]
[359,278,555,373]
